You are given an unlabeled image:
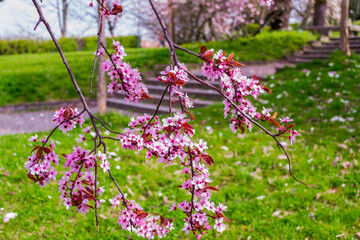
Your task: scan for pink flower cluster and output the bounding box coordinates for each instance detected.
[118,112,228,238]
[260,0,273,7]
[201,47,298,144]
[111,194,174,239]
[53,106,84,133]
[101,40,150,103]
[158,63,194,109]
[25,138,59,187]
[58,147,105,215]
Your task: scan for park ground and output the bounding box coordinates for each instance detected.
[0,32,359,239]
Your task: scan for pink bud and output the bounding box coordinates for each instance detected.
[89,2,93,7]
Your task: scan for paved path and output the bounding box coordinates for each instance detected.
[0,61,293,135]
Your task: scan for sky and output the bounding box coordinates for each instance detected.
[0,0,136,39]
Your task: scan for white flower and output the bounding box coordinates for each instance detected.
[3,212,17,223]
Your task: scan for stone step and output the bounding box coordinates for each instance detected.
[294,53,329,59]
[288,57,323,64]
[322,42,360,48]
[107,98,179,115]
[146,85,222,100]
[144,77,221,89]
[110,92,216,107]
[330,36,360,41]
[328,38,360,44]
[305,47,360,54]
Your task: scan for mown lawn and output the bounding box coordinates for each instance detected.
[1,53,358,239]
[0,31,315,106]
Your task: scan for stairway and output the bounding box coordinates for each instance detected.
[107,73,222,115]
[288,36,360,64]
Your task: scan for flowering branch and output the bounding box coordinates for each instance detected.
[26,0,312,239]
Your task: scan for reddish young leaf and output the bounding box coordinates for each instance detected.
[200,154,214,166]
[262,86,272,94]
[168,72,177,82]
[86,204,94,209]
[85,186,94,195]
[234,61,245,66]
[253,74,260,81]
[240,125,245,134]
[110,5,123,15]
[163,126,171,134]
[174,79,186,86]
[268,118,281,128]
[203,51,214,58]
[200,46,207,54]
[43,147,52,154]
[270,112,278,120]
[31,145,41,153]
[218,213,232,223]
[181,122,194,135]
[186,111,196,121]
[35,149,42,158]
[137,212,149,219]
[141,92,154,100]
[160,215,167,227]
[285,123,296,131]
[204,186,219,191]
[227,53,234,62]
[63,107,73,119]
[82,179,92,185]
[27,173,37,182]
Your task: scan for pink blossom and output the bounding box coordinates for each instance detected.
[214,218,226,232]
[82,126,92,133]
[289,130,298,145]
[280,117,293,123]
[28,134,38,142]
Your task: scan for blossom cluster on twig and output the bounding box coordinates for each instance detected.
[25,0,311,238]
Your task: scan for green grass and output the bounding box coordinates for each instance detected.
[0,51,359,239]
[0,31,316,106]
[182,30,316,61]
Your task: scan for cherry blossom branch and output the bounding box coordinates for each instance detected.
[147,0,314,187]
[100,42,130,94]
[31,0,117,228]
[185,70,316,187]
[39,109,85,154]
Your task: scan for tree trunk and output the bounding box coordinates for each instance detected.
[269,0,293,31]
[340,0,351,56]
[300,0,314,27]
[168,0,175,42]
[313,0,327,26]
[61,0,68,38]
[97,5,107,115]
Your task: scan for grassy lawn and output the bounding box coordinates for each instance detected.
[0,51,359,239]
[0,31,315,106]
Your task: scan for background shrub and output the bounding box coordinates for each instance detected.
[0,35,138,55]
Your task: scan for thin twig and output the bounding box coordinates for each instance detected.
[185,70,316,187]
[142,84,170,135]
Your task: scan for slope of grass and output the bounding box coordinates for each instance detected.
[0,51,359,239]
[0,31,316,106]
